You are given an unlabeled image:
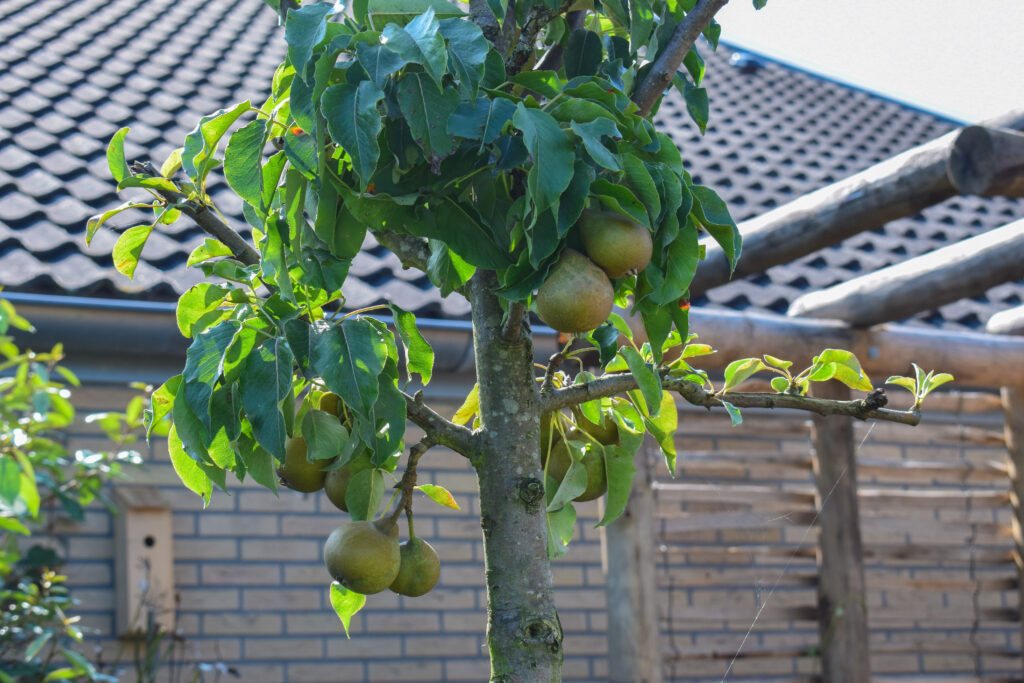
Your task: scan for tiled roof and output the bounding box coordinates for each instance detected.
[0,0,1021,328]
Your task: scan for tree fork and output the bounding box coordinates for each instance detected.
[470,271,562,681]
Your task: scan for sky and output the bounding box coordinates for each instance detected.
[714,0,1024,123]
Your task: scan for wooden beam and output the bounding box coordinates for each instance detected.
[809,383,870,683]
[988,305,1024,336]
[685,308,1024,387]
[602,444,662,683]
[948,126,1024,197]
[692,109,1024,296]
[787,217,1024,327]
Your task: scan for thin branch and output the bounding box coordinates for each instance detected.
[469,0,501,46]
[403,390,479,456]
[540,351,564,396]
[535,10,586,72]
[631,0,729,117]
[500,301,527,343]
[504,0,574,76]
[541,373,922,426]
[130,161,260,266]
[387,435,436,526]
[373,230,432,273]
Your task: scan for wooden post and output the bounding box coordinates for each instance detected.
[809,383,870,683]
[999,385,1024,675]
[987,314,1024,674]
[602,441,663,683]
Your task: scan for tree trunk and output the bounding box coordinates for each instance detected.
[469,271,563,681]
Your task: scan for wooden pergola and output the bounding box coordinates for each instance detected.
[605,110,1024,683]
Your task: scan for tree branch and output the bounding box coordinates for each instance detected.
[631,0,729,117]
[469,0,501,45]
[535,10,585,72]
[403,390,479,457]
[504,0,574,76]
[373,230,432,273]
[500,301,527,342]
[130,161,260,266]
[541,373,922,426]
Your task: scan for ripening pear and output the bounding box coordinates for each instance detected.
[389,537,441,597]
[543,435,607,502]
[536,249,613,334]
[571,406,619,446]
[323,518,401,594]
[578,210,653,279]
[324,450,374,512]
[277,436,328,493]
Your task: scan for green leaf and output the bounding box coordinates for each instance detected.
[722,357,767,392]
[323,81,386,189]
[763,354,793,371]
[187,239,234,267]
[160,147,183,178]
[285,2,335,75]
[682,49,705,86]
[622,154,660,227]
[439,18,488,97]
[690,185,741,272]
[413,198,510,269]
[546,502,576,559]
[106,127,130,184]
[923,372,954,395]
[570,119,621,171]
[808,349,872,392]
[240,338,294,462]
[449,98,516,144]
[629,0,654,54]
[513,104,574,214]
[0,457,22,509]
[720,400,743,426]
[182,320,240,431]
[176,283,232,337]
[312,319,389,416]
[238,435,278,492]
[564,29,603,79]
[415,484,461,510]
[86,202,133,246]
[345,467,385,521]
[753,0,767,8]
[510,71,562,99]
[620,346,661,417]
[675,77,709,134]
[168,425,212,504]
[885,375,917,393]
[147,375,180,439]
[591,178,649,227]
[112,223,155,278]
[381,8,447,88]
[283,127,318,179]
[330,582,366,638]
[426,240,475,296]
[388,304,434,385]
[181,101,251,186]
[356,43,406,89]
[368,0,464,27]
[225,119,268,208]
[770,376,790,393]
[597,443,637,526]
[395,74,460,162]
[302,409,347,461]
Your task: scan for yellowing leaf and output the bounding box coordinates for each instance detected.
[452,384,479,426]
[415,484,461,510]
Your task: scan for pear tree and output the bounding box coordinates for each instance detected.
[87,0,947,678]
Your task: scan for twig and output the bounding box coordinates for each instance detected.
[541,372,922,426]
[631,0,730,117]
[535,10,586,72]
[402,390,478,456]
[500,301,527,343]
[388,435,436,526]
[504,0,574,76]
[129,161,260,266]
